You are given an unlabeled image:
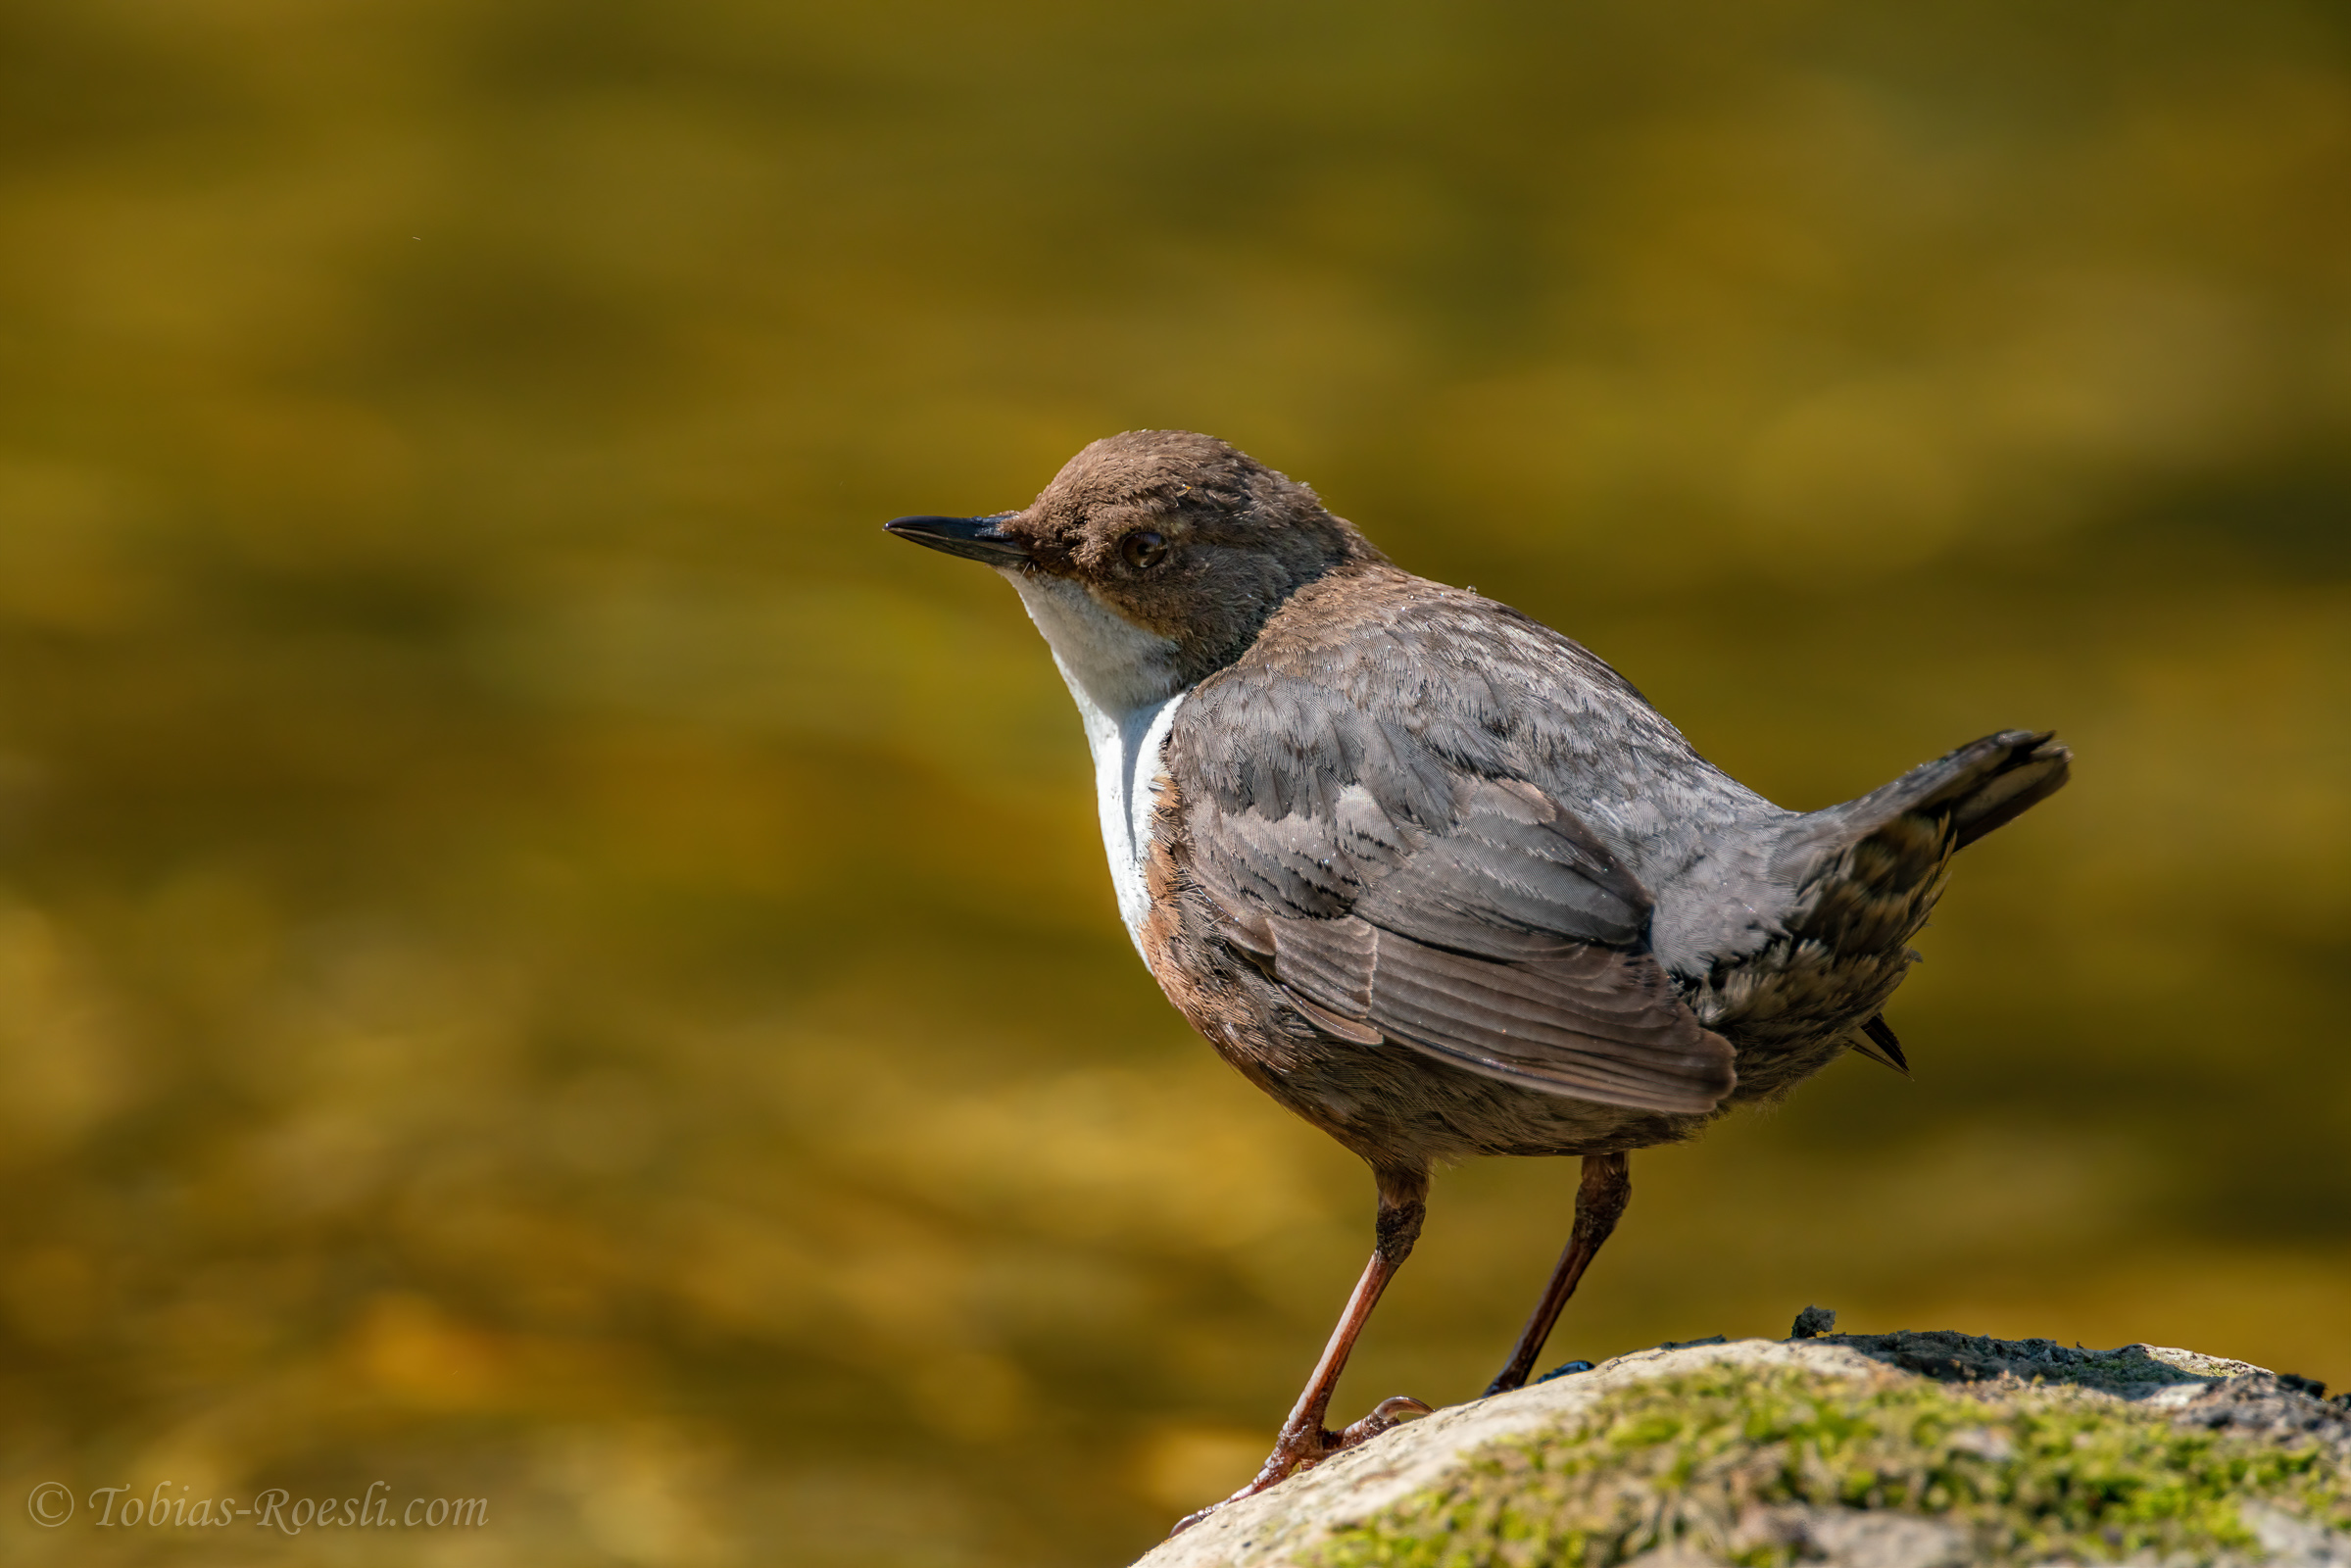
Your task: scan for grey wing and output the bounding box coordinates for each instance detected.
[1170,671,1736,1115]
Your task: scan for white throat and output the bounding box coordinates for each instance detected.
[1003,572,1188,956]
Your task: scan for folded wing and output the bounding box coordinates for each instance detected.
[1170,672,1735,1115]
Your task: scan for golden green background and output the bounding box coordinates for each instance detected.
[2,2,2347,1563]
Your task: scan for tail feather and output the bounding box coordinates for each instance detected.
[1849,1013,1911,1075]
[1722,733,2067,1085]
[1948,732,2072,849]
[1772,729,2072,879]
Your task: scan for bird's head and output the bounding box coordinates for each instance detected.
[887,430,1383,708]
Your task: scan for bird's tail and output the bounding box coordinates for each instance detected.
[1712,731,2069,1092]
[1953,732,2074,849]
[1762,728,2071,996]
[1721,733,2069,1091]
[1772,729,2073,884]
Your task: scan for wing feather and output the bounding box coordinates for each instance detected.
[1172,670,1736,1115]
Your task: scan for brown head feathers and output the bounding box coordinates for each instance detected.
[994,430,1389,681]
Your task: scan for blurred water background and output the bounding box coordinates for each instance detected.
[1,2,2347,1563]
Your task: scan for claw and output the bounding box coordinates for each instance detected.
[1170,1499,1221,1536]
[1337,1395,1433,1446]
[1168,1396,1434,1535]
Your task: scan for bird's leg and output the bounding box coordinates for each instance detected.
[1249,1166,1430,1478]
[1170,1166,1432,1534]
[1483,1152,1631,1396]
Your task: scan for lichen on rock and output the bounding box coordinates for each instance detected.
[1319,1362,2346,1566]
[1137,1333,2351,1568]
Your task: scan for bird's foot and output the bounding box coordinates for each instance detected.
[1169,1396,1431,1536]
[1483,1355,1593,1399]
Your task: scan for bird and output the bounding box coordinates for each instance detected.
[883,430,2070,1528]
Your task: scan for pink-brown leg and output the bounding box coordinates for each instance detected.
[1483,1152,1630,1397]
[1171,1166,1432,1534]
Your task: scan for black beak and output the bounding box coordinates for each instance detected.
[883,513,1030,566]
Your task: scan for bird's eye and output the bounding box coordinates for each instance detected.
[1119,529,1169,570]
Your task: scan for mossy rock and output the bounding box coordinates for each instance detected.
[1138,1333,2351,1568]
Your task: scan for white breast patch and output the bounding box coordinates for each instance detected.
[1092,693,1184,950]
[1002,571,1190,957]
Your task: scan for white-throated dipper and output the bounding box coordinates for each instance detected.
[884,431,2070,1529]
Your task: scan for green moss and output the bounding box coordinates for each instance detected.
[1314,1365,2350,1568]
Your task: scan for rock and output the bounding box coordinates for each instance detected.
[1136,1331,2351,1567]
